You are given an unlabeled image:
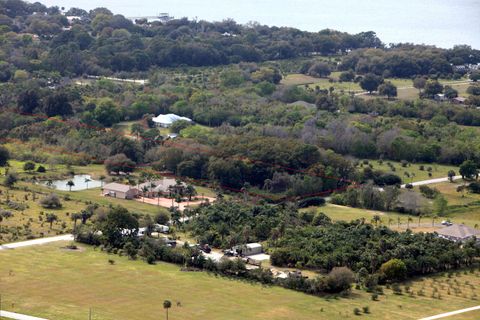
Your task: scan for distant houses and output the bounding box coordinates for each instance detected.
[437,224,480,243]
[139,178,187,198]
[102,178,188,200]
[152,113,192,128]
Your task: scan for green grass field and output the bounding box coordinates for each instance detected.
[358,160,458,183]
[281,74,472,101]
[1,243,480,320]
[424,181,480,227]
[0,185,85,243]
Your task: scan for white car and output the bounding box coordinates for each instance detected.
[441,220,453,226]
[154,224,170,233]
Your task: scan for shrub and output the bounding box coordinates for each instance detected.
[353,308,361,315]
[371,293,378,301]
[379,259,407,281]
[325,267,355,293]
[297,196,326,208]
[40,193,62,209]
[362,306,370,314]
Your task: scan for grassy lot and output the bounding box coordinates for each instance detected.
[424,181,480,227]
[23,182,168,216]
[357,159,458,183]
[306,202,480,230]
[305,203,417,227]
[0,185,85,243]
[1,243,480,320]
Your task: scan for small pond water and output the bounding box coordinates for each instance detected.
[45,174,102,191]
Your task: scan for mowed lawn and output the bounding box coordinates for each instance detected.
[306,202,480,230]
[358,160,458,183]
[1,243,480,320]
[305,204,417,227]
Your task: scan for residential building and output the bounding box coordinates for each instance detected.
[138,178,187,198]
[437,224,480,243]
[102,183,139,200]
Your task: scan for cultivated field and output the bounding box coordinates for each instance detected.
[0,243,479,320]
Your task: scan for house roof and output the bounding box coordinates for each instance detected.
[152,113,192,125]
[103,182,135,193]
[139,178,186,193]
[246,243,263,249]
[438,224,480,239]
[453,97,467,102]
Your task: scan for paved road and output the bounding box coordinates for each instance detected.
[419,305,480,320]
[0,310,48,320]
[0,234,74,251]
[401,176,462,188]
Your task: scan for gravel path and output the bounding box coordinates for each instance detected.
[0,235,74,251]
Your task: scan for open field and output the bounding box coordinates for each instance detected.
[424,181,480,227]
[1,243,480,320]
[22,183,168,216]
[305,202,480,230]
[358,160,458,183]
[397,81,472,100]
[0,185,84,243]
[306,203,418,227]
[281,74,472,100]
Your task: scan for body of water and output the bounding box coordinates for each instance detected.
[39,0,480,49]
[45,174,102,191]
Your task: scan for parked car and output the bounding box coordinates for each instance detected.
[441,220,453,226]
[199,244,211,253]
[154,224,170,233]
[223,249,238,257]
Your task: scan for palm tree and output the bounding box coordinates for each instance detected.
[46,213,58,230]
[397,217,401,228]
[185,185,196,201]
[418,214,423,226]
[84,178,91,189]
[407,217,413,229]
[388,218,393,227]
[142,186,149,202]
[99,175,106,187]
[163,300,172,320]
[66,180,75,192]
[432,214,438,227]
[46,179,54,188]
[372,215,381,227]
[71,213,81,230]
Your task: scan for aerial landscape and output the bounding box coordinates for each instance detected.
[0,1,480,319]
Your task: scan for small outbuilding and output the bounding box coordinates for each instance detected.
[232,243,263,256]
[437,224,480,243]
[452,97,467,105]
[102,183,139,200]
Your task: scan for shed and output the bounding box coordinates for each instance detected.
[452,97,467,105]
[102,183,139,200]
[233,243,263,256]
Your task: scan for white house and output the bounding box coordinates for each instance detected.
[152,113,192,128]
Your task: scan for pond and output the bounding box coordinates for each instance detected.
[44,175,102,191]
